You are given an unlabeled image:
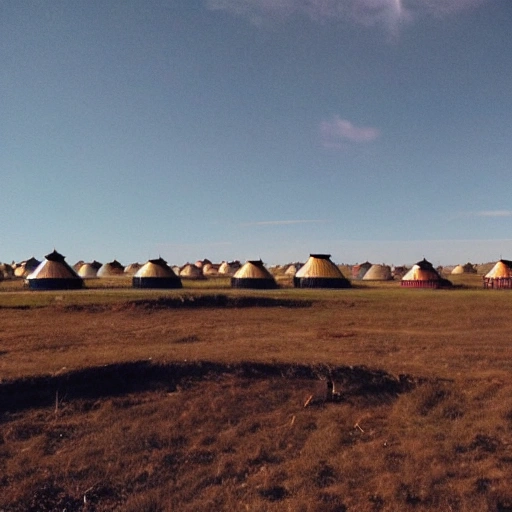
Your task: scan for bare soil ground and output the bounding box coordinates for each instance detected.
[1,283,512,511]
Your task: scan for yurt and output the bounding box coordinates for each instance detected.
[285,263,302,276]
[294,254,351,289]
[133,257,182,289]
[14,257,41,278]
[202,263,219,276]
[452,262,476,275]
[483,260,512,289]
[179,263,205,279]
[78,263,99,279]
[351,261,372,280]
[218,261,240,276]
[401,258,452,288]
[231,260,277,289]
[451,264,465,275]
[97,260,125,277]
[362,264,393,281]
[124,263,142,275]
[26,250,83,290]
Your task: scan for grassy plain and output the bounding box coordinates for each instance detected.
[1,276,512,511]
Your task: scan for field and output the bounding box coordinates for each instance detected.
[2,275,512,511]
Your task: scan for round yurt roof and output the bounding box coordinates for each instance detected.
[295,254,346,279]
[202,263,219,276]
[362,264,393,281]
[218,261,240,276]
[231,260,277,289]
[485,260,512,279]
[134,258,178,279]
[233,260,274,280]
[124,263,142,275]
[26,250,83,289]
[180,263,204,278]
[78,263,98,278]
[401,259,441,281]
[451,264,465,275]
[97,260,125,277]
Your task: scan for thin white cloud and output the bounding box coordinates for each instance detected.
[475,210,512,218]
[240,219,328,226]
[205,0,488,32]
[320,116,380,147]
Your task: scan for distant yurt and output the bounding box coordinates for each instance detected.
[401,258,452,288]
[26,250,83,290]
[97,260,125,277]
[285,263,302,276]
[231,260,277,289]
[14,257,41,278]
[294,254,351,289]
[124,263,142,275]
[218,261,240,276]
[452,262,477,275]
[133,257,182,289]
[351,261,372,280]
[362,264,393,281]
[73,260,85,272]
[202,263,219,276]
[180,263,205,279]
[483,260,512,289]
[78,263,98,279]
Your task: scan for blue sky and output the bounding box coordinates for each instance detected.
[1,0,511,266]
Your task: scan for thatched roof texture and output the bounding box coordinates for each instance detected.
[294,254,351,288]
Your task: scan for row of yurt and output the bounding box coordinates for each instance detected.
[400,259,452,289]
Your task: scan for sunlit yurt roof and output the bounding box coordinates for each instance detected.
[362,264,393,281]
[26,250,83,289]
[218,261,240,276]
[233,260,274,280]
[124,263,142,275]
[451,264,465,275]
[401,259,441,281]
[295,254,345,279]
[134,258,178,279]
[485,260,512,279]
[180,263,204,278]
[78,263,98,278]
[97,260,125,277]
[231,260,277,289]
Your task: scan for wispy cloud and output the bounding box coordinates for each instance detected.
[240,219,328,226]
[205,0,488,32]
[320,116,380,148]
[475,210,512,218]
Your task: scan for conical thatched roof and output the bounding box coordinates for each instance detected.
[451,264,465,275]
[362,264,393,281]
[97,260,125,277]
[133,257,182,289]
[124,263,142,275]
[294,254,351,288]
[78,263,98,279]
[180,263,204,279]
[484,260,512,279]
[26,250,83,289]
[401,258,452,288]
[231,260,277,289]
[218,261,240,276]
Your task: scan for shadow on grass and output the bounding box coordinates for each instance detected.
[0,360,417,417]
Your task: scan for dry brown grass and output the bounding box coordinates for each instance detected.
[1,284,512,511]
